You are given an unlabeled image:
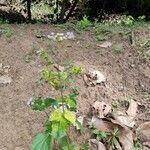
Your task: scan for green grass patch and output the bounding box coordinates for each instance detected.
[0,24,14,38]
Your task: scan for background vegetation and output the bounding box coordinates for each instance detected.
[0,0,150,23]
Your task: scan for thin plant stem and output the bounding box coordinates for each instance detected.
[57,68,70,150]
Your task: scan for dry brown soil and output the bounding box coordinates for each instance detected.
[0,24,150,150]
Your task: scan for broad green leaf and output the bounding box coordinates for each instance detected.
[50,109,63,121]
[51,122,66,139]
[59,136,75,150]
[31,97,59,111]
[65,94,77,110]
[31,132,52,150]
[59,117,69,130]
[57,94,77,110]
[64,111,76,126]
[44,98,59,108]
[44,119,52,132]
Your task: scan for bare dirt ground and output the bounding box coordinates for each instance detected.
[0,24,150,150]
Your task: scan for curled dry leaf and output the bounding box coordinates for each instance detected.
[92,101,111,118]
[113,100,138,128]
[89,139,106,150]
[136,122,150,144]
[84,69,106,86]
[89,70,106,84]
[126,99,138,118]
[113,111,135,128]
[90,116,124,132]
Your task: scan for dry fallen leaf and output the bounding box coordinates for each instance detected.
[85,69,106,86]
[90,116,124,132]
[89,139,106,150]
[83,74,93,86]
[76,115,85,130]
[89,69,106,84]
[92,101,111,118]
[115,141,122,150]
[113,100,137,128]
[136,122,150,144]
[113,111,135,128]
[118,129,134,150]
[98,41,112,48]
[126,99,138,118]
[0,75,12,84]
[54,64,65,71]
[143,142,150,149]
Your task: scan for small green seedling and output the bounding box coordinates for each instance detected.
[76,16,92,30]
[113,43,124,54]
[92,129,108,141]
[92,127,120,150]
[107,128,120,150]
[1,25,14,38]
[30,50,84,150]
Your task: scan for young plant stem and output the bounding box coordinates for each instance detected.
[57,68,71,150]
[58,72,65,113]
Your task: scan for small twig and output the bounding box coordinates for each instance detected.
[130,31,136,46]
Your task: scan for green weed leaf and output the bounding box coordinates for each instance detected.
[51,122,66,138]
[65,94,77,110]
[64,111,76,126]
[43,67,49,79]
[59,136,75,150]
[40,50,49,61]
[31,97,59,111]
[71,66,83,75]
[31,132,52,150]
[50,109,63,121]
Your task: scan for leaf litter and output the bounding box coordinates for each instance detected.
[88,99,140,150]
[83,69,106,86]
[0,63,12,85]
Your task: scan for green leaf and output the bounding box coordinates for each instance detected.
[51,122,67,139]
[50,109,63,121]
[64,111,76,126]
[65,94,77,110]
[71,66,83,75]
[50,110,69,138]
[44,119,52,132]
[43,67,49,79]
[58,71,68,80]
[40,50,48,61]
[80,144,89,150]
[57,116,69,131]
[31,97,59,111]
[31,132,52,150]
[59,136,75,150]
[48,78,61,90]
